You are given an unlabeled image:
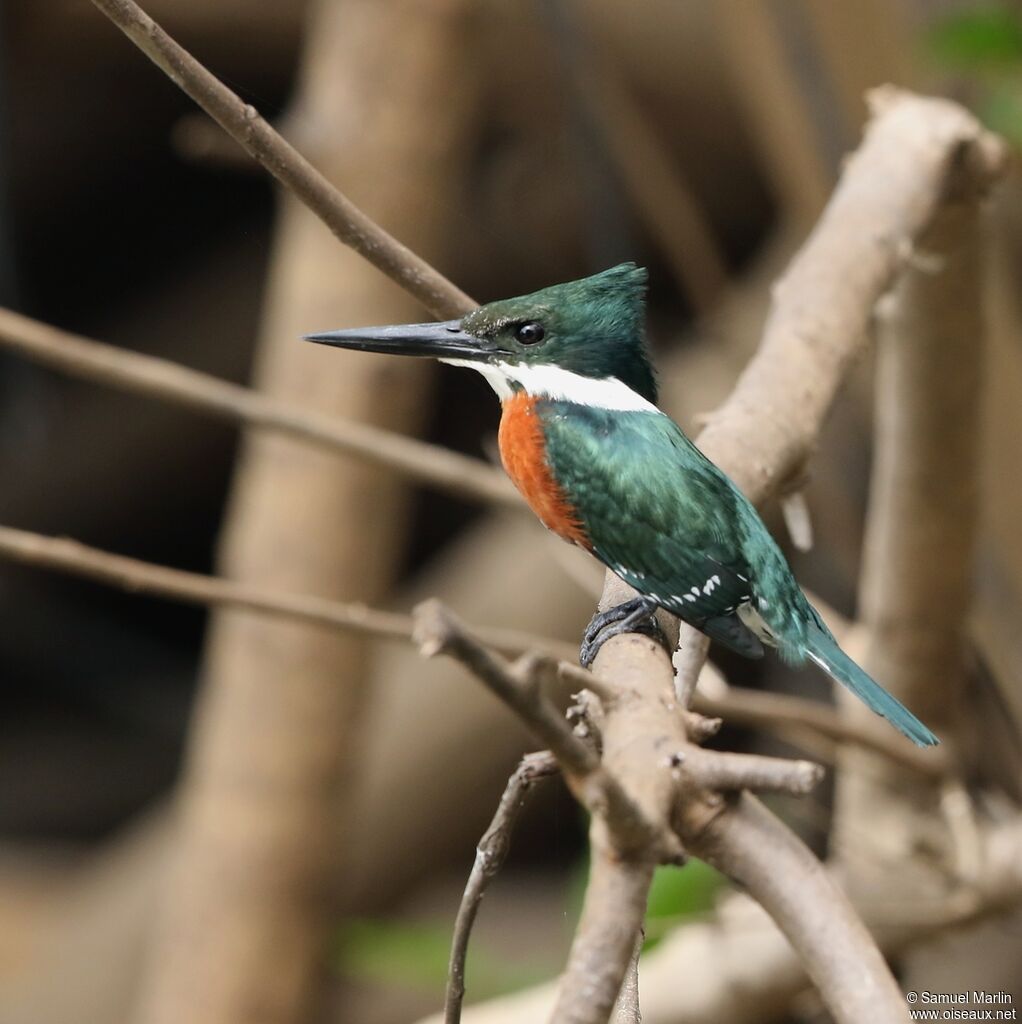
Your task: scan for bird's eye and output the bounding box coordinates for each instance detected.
[515,321,545,345]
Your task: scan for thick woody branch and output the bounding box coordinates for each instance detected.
[668,90,1005,713]
[573,89,1006,1024]
[0,525,575,661]
[569,644,938,774]
[412,600,676,861]
[640,96,1009,828]
[0,307,518,508]
[551,855,654,1024]
[588,620,896,1024]
[422,612,823,1024]
[688,794,908,1024]
[433,817,1022,1024]
[89,0,475,320]
[694,88,1004,499]
[858,185,985,729]
[832,88,995,952]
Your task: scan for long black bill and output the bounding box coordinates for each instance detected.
[303,319,487,361]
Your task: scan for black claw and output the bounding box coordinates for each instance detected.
[579,596,671,667]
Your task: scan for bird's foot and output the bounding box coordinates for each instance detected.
[579,596,670,668]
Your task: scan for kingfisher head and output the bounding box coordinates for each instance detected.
[305,263,658,406]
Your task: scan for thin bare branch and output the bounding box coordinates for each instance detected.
[673,631,711,707]
[691,684,948,778]
[680,750,824,796]
[88,0,475,320]
[0,525,575,661]
[413,601,598,777]
[779,490,814,552]
[445,752,559,1024]
[609,933,642,1024]
[0,307,518,509]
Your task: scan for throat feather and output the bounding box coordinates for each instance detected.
[498,394,590,549]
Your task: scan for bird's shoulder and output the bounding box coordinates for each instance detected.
[536,400,753,607]
[535,400,737,527]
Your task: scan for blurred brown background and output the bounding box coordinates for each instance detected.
[0,2,1020,1023]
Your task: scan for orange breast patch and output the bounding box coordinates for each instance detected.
[498,394,590,549]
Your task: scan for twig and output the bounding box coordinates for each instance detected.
[445,751,559,1024]
[609,933,642,1024]
[673,631,711,708]
[88,0,475,320]
[413,601,597,776]
[691,684,948,778]
[0,525,576,661]
[679,750,824,796]
[779,490,814,552]
[0,307,518,509]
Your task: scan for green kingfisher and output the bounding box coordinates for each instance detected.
[305,264,938,747]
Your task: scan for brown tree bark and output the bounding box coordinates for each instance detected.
[133,3,481,1024]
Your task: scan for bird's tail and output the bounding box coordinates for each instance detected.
[803,623,939,747]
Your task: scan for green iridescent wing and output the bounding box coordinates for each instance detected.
[539,401,764,657]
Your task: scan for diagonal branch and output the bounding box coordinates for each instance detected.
[571,90,1005,1024]
[0,525,576,661]
[0,306,518,508]
[445,751,559,1024]
[687,793,908,1024]
[88,0,475,320]
[412,600,679,862]
[670,88,1006,719]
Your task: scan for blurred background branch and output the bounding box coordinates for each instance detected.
[1,2,1020,1024]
